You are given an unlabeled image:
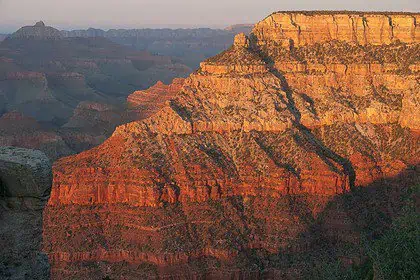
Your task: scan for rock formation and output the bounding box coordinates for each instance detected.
[61,26,254,69]
[0,22,191,125]
[127,78,185,119]
[59,101,138,154]
[0,147,52,279]
[253,11,419,47]
[9,21,62,40]
[43,11,419,279]
[0,112,73,161]
[0,146,52,209]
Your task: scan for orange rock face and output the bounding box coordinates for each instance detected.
[127,78,185,119]
[44,11,420,279]
[253,11,419,47]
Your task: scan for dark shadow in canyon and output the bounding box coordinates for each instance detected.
[0,185,50,279]
[252,42,356,190]
[267,164,419,279]
[0,176,5,198]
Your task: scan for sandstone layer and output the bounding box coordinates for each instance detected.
[253,11,419,47]
[44,11,420,279]
[127,78,185,119]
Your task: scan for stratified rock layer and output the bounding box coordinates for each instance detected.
[253,11,419,47]
[61,26,254,69]
[127,78,185,119]
[0,112,73,161]
[44,11,420,279]
[0,22,191,125]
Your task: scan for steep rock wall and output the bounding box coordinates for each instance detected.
[44,11,420,279]
[253,12,419,47]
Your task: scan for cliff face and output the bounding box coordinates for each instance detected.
[44,11,419,279]
[252,12,419,131]
[253,12,419,47]
[127,78,185,119]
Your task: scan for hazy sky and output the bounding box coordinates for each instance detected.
[0,0,419,32]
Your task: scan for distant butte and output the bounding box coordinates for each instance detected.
[35,21,46,27]
[8,21,62,39]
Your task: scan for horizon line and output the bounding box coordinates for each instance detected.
[1,8,419,33]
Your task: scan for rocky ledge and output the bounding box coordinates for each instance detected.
[0,147,52,279]
[127,78,185,119]
[0,146,52,209]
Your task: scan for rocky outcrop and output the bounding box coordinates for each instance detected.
[44,11,420,279]
[253,11,419,47]
[0,147,52,209]
[0,147,52,279]
[127,78,185,119]
[199,35,268,75]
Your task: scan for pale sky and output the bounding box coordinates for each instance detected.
[0,0,419,32]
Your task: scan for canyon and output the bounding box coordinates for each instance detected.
[0,22,252,161]
[61,24,253,69]
[0,22,191,160]
[0,112,73,161]
[0,21,191,125]
[42,11,420,279]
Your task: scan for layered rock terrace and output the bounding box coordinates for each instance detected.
[44,11,420,279]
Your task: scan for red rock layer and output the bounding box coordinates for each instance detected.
[253,11,419,47]
[44,11,420,279]
[127,78,185,119]
[0,112,72,160]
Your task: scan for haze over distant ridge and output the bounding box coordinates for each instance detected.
[0,0,419,32]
